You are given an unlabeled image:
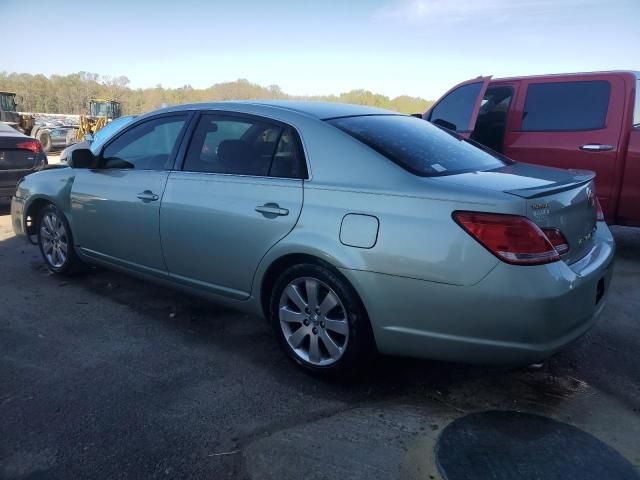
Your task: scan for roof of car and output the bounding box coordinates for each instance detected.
[0,123,27,137]
[157,100,401,121]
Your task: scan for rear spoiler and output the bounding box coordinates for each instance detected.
[504,170,595,199]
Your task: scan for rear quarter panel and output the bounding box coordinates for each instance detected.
[251,113,525,304]
[251,173,523,314]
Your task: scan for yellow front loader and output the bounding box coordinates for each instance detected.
[76,99,121,140]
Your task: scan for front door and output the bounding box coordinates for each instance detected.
[424,76,492,137]
[70,113,191,274]
[160,112,306,299]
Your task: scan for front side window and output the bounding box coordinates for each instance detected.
[183,114,306,178]
[522,81,610,131]
[90,116,137,154]
[428,82,483,132]
[0,94,16,111]
[101,115,187,170]
[329,115,508,177]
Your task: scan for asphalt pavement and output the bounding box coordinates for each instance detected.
[0,201,639,479]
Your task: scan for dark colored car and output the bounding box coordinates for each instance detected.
[424,70,640,226]
[0,124,47,198]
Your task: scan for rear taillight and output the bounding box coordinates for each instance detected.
[542,228,570,255]
[16,140,43,154]
[453,211,561,266]
[595,197,605,222]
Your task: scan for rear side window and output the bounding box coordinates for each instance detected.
[328,115,508,177]
[522,81,610,131]
[428,82,483,132]
[183,114,306,178]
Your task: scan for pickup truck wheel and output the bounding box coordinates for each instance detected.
[37,204,84,275]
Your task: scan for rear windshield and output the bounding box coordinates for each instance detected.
[327,115,507,177]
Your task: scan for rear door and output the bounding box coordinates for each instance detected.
[424,76,492,137]
[502,74,627,219]
[159,112,306,299]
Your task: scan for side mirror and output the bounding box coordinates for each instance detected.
[84,133,94,143]
[68,148,97,169]
[410,113,424,119]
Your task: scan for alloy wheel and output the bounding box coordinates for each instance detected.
[40,212,68,269]
[278,277,350,366]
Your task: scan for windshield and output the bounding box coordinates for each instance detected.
[91,101,120,118]
[0,93,17,112]
[90,115,137,154]
[328,115,508,176]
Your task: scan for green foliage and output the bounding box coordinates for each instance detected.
[0,71,433,115]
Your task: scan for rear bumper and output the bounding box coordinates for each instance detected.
[0,184,16,198]
[342,222,615,365]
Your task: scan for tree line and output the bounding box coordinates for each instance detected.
[0,72,433,116]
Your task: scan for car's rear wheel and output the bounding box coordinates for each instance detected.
[270,263,374,376]
[37,204,83,275]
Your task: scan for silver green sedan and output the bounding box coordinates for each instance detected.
[10,101,615,375]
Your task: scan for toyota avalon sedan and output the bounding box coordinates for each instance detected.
[10,101,614,376]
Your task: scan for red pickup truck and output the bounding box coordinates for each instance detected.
[424,71,640,226]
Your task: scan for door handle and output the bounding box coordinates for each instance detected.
[579,144,613,152]
[255,203,289,218]
[137,190,159,202]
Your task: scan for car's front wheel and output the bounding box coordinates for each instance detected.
[270,263,374,376]
[38,204,83,275]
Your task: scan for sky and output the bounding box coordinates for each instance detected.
[2,0,638,99]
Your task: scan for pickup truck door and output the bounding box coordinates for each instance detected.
[424,76,492,137]
[501,74,627,220]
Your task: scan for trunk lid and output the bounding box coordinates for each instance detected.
[0,131,39,171]
[436,162,599,264]
[0,149,38,170]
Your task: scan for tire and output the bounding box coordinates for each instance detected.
[37,204,84,275]
[37,130,52,153]
[270,263,375,377]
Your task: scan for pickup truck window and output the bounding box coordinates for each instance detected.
[329,114,507,177]
[522,81,610,131]
[428,82,483,132]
